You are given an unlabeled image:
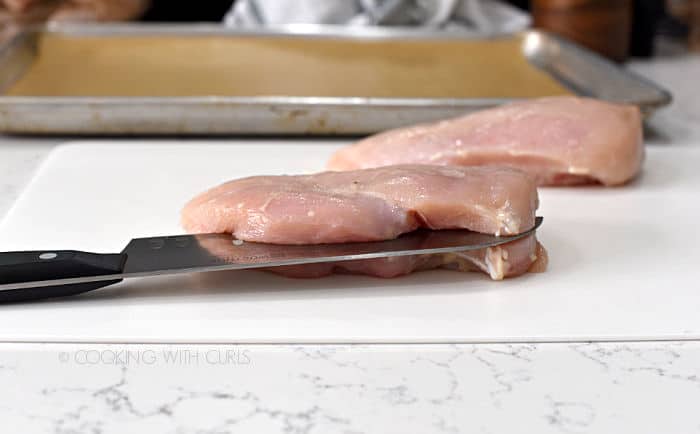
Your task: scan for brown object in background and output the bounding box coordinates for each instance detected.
[53,0,150,22]
[533,0,632,62]
[692,0,700,50]
[0,0,148,23]
[665,0,700,51]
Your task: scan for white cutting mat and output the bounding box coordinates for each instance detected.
[0,141,698,343]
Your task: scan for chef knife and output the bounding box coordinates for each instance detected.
[0,217,542,303]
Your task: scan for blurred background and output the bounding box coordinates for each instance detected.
[1,0,698,61]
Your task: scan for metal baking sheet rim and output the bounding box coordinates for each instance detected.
[0,24,673,135]
[0,96,517,135]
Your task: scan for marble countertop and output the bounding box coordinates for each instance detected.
[2,342,700,433]
[1,53,699,433]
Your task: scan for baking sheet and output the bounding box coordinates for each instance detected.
[0,141,698,344]
[0,24,671,135]
[6,33,570,98]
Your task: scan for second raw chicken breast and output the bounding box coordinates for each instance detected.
[327,97,643,186]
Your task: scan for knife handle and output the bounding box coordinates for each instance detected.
[0,250,127,303]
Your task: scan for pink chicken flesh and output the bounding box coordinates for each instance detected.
[182,165,545,280]
[327,97,643,186]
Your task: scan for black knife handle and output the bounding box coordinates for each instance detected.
[0,250,127,303]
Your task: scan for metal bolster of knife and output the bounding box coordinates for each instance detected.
[0,251,127,303]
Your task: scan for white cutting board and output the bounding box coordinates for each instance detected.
[0,141,698,343]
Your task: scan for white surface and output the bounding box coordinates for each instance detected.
[0,139,55,218]
[631,51,700,146]
[1,142,699,344]
[3,341,700,434]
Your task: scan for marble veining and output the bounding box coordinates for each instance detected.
[1,342,699,433]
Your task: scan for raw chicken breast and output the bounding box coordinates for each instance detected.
[182,165,545,280]
[327,97,643,186]
[182,165,538,242]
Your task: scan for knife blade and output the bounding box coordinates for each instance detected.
[0,217,542,302]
